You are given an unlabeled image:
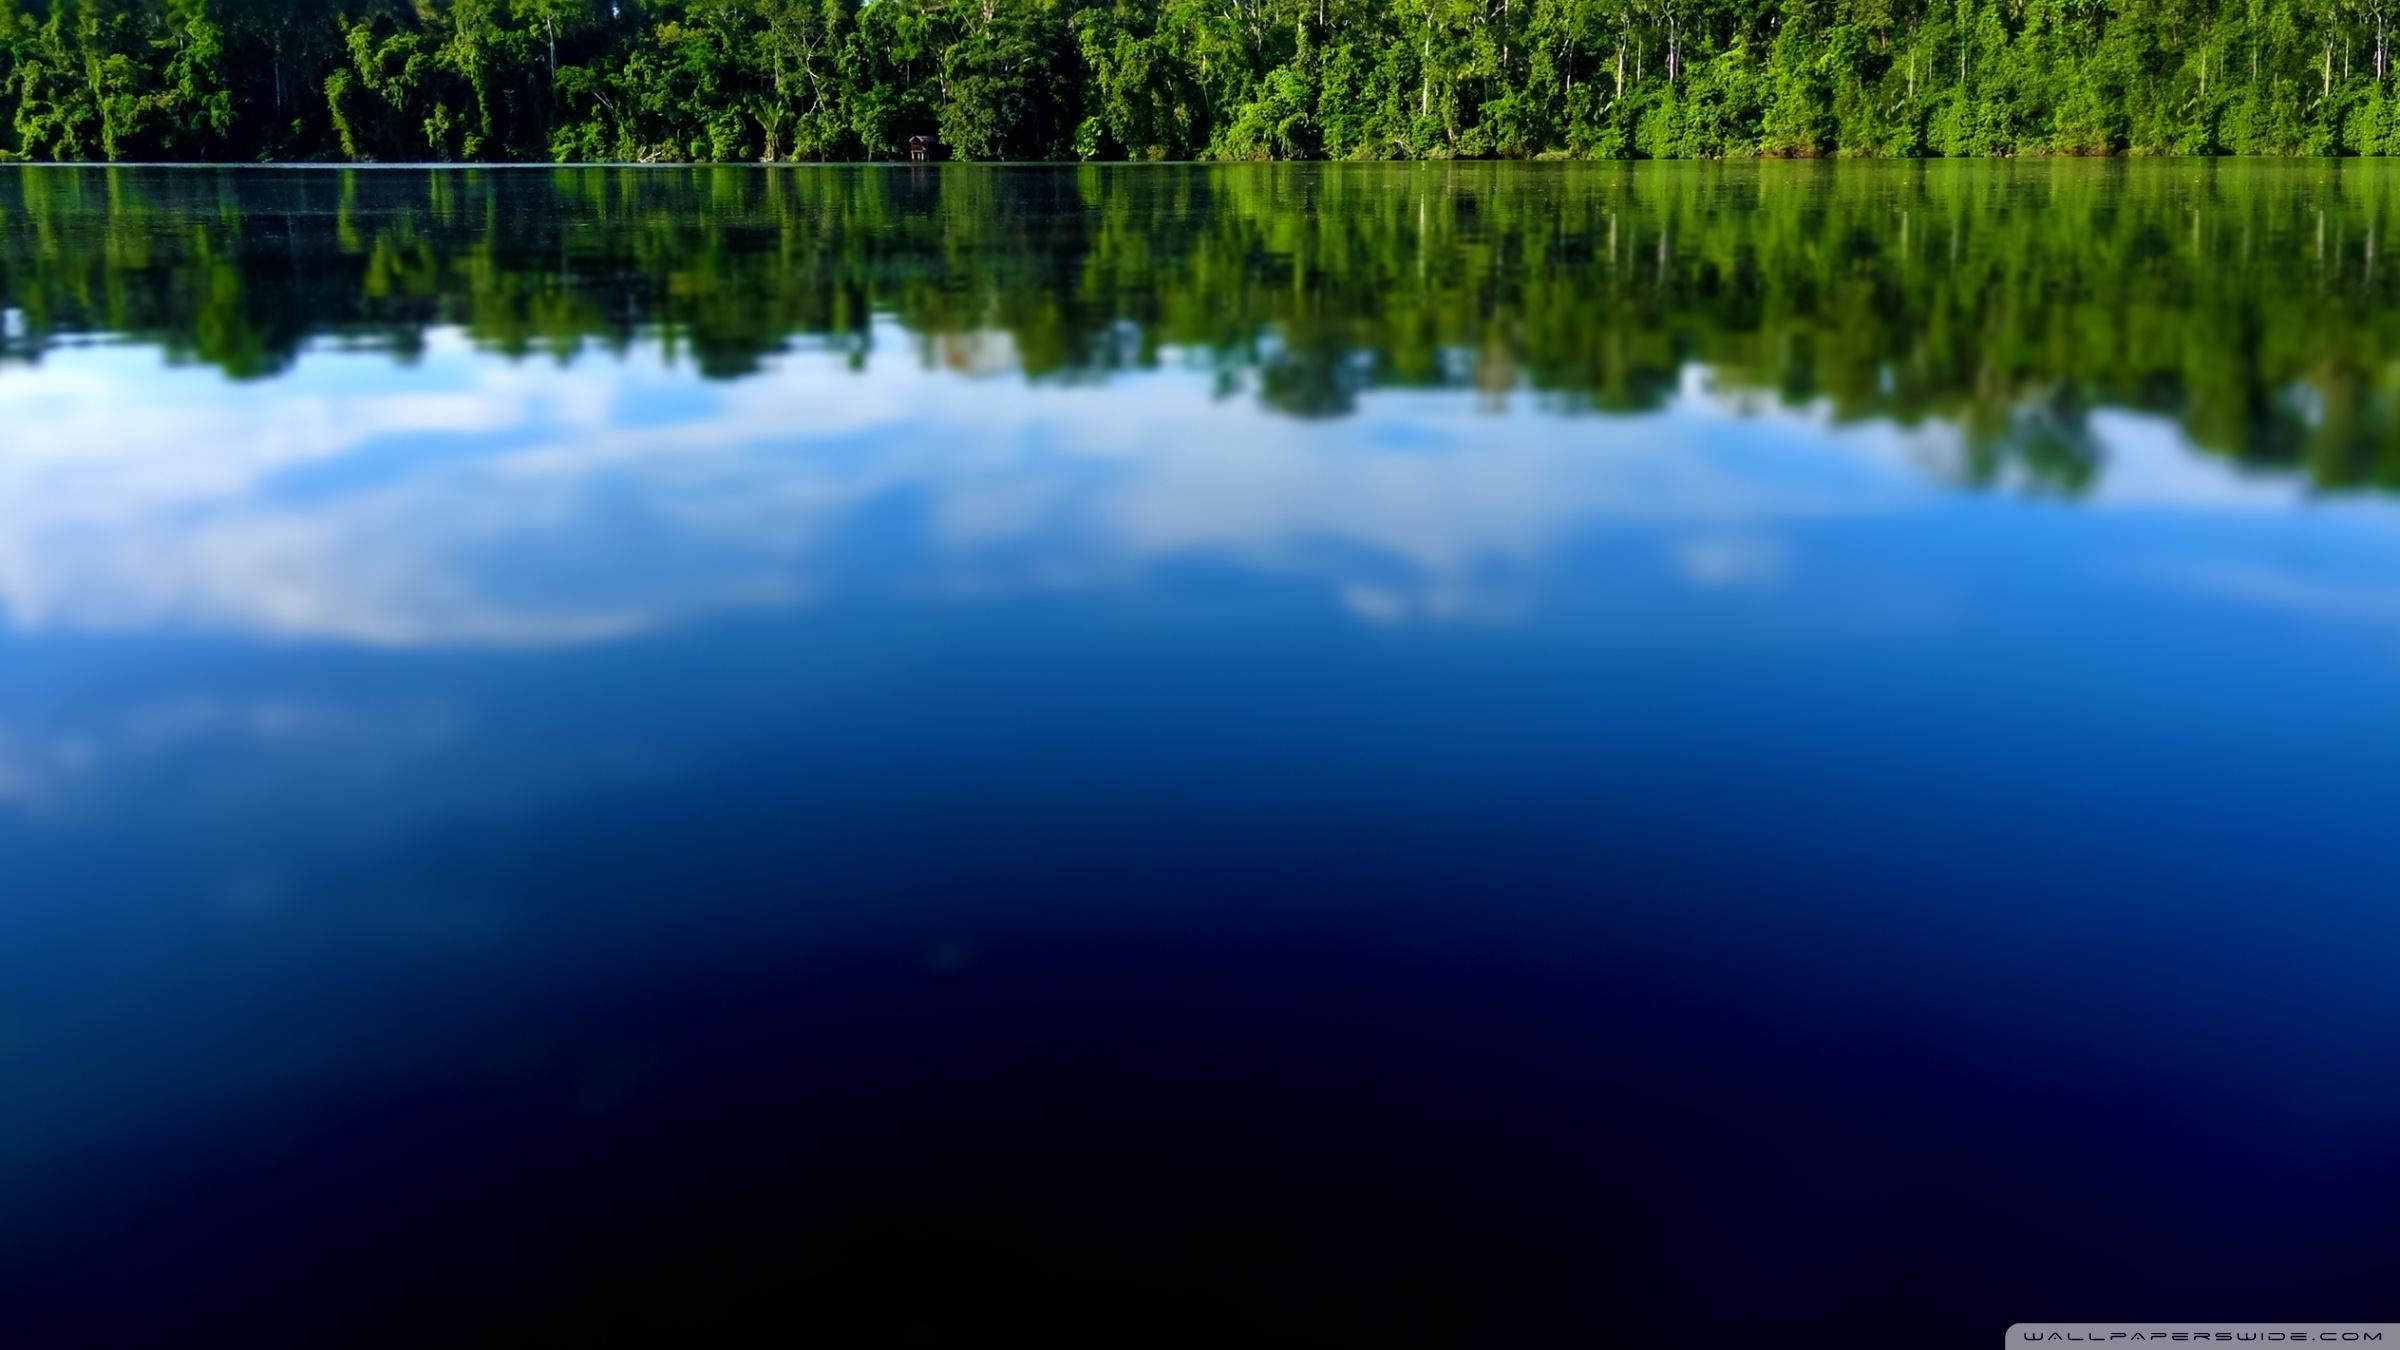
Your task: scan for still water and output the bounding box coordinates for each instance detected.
[2,163,2397,1345]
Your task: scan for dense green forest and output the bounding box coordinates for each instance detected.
[14,0,2400,161]
[6,160,2399,492]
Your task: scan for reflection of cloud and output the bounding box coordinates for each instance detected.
[2084,412,2311,510]
[0,739,43,806]
[2151,560,2400,626]
[1096,396,1836,573]
[0,345,636,645]
[0,328,1923,647]
[1341,586,1411,624]
[2,326,2365,650]
[0,697,457,813]
[1674,533,1787,588]
[928,330,1021,377]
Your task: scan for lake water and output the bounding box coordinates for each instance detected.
[3,163,2398,1345]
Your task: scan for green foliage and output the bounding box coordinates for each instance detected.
[6,0,2400,159]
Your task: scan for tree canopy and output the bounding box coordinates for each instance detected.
[10,0,2400,161]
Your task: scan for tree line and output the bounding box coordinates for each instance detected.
[14,0,2400,162]
[7,160,2399,493]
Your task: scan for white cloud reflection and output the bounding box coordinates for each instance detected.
[0,324,2355,649]
[0,696,457,812]
[2151,559,2400,627]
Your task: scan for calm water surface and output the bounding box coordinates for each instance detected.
[3,163,2398,1345]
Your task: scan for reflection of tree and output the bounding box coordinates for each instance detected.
[5,161,2400,491]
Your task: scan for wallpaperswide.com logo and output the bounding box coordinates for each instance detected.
[2009,1329,2398,1344]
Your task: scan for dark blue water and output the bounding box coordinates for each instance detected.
[3,165,2399,1346]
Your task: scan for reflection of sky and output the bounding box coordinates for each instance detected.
[1,322,2380,650]
[4,322,2396,849]
[9,320,2400,1335]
